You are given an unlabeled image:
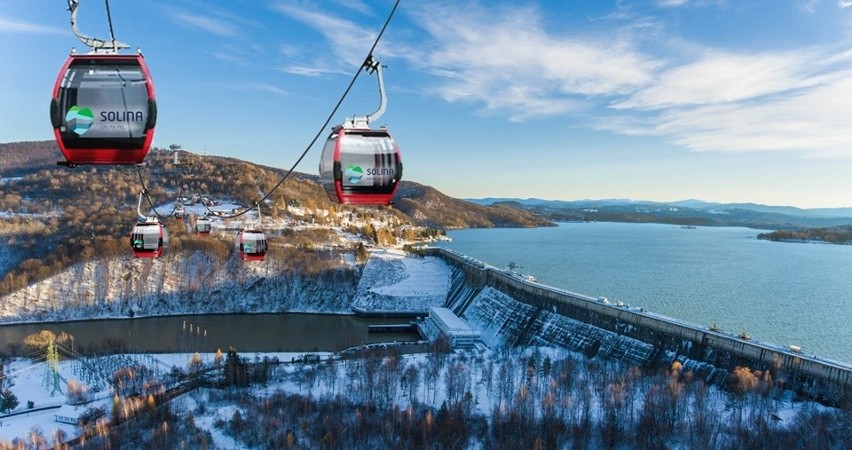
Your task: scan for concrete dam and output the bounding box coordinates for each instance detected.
[425,247,851,405]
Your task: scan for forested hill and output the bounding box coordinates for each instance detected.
[0,140,551,294]
[757,226,852,244]
[394,182,553,229]
[0,140,62,176]
[485,199,852,231]
[0,140,552,230]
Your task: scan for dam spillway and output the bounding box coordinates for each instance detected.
[425,247,851,404]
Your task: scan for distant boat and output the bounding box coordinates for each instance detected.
[681,225,697,229]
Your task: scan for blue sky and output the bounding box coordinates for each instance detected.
[2,0,852,208]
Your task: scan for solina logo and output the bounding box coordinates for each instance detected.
[345,165,364,184]
[65,106,94,135]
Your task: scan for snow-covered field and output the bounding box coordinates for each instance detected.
[0,351,327,444]
[3,345,834,448]
[352,249,452,313]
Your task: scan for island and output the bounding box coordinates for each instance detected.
[757,226,852,244]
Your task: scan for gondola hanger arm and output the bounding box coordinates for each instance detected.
[136,191,149,221]
[344,56,388,129]
[67,0,129,53]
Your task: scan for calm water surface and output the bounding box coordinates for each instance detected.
[0,313,418,353]
[437,222,851,363]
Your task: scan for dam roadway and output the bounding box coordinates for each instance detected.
[425,247,851,405]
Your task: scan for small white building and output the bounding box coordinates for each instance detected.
[427,307,481,349]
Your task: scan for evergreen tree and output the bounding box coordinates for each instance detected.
[0,389,19,413]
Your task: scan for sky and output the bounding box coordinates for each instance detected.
[2,0,852,208]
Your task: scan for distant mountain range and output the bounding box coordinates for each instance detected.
[467,198,852,230]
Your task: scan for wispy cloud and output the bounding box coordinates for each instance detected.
[245,83,289,96]
[167,9,240,37]
[657,0,689,6]
[406,2,660,121]
[597,49,852,157]
[273,2,377,67]
[0,17,65,35]
[659,75,852,156]
[400,1,852,157]
[279,65,346,77]
[840,0,852,8]
[612,50,823,110]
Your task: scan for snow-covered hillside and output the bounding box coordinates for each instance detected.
[0,249,360,323]
[351,249,451,314]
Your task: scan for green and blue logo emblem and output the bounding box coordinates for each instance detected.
[345,165,364,183]
[66,106,94,135]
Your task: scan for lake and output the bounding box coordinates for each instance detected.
[436,222,852,363]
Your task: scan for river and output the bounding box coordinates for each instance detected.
[0,313,419,354]
[436,222,852,363]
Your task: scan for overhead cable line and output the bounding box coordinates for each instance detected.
[133,0,401,220]
[202,0,402,219]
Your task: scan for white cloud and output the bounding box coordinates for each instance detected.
[657,0,689,6]
[598,64,852,157]
[612,50,823,110]
[797,0,820,13]
[401,1,852,157]
[840,0,852,8]
[0,17,65,35]
[246,83,289,96]
[406,2,661,121]
[279,65,345,77]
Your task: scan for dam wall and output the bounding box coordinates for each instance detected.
[425,247,851,404]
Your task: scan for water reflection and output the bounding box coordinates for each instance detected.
[0,313,419,353]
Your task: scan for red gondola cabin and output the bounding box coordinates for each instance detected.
[50,53,157,165]
[130,220,167,258]
[319,126,402,205]
[195,217,212,236]
[238,230,267,261]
